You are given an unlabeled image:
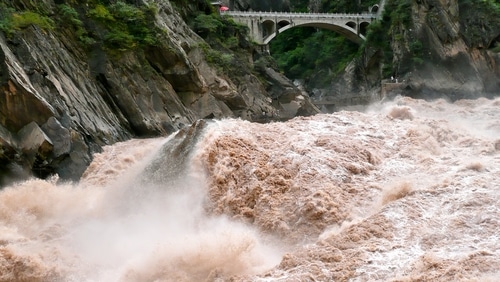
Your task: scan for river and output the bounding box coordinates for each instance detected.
[0,96,499,281]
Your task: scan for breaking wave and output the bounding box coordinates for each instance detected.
[1,96,499,281]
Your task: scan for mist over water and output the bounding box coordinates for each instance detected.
[1,96,499,281]
[0,133,282,281]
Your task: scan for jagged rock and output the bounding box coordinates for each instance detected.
[0,0,317,182]
[17,122,53,157]
[264,67,299,101]
[16,121,54,178]
[0,125,25,186]
[142,119,210,185]
[0,124,17,163]
[395,0,500,100]
[190,93,234,119]
[41,117,71,158]
[55,130,91,181]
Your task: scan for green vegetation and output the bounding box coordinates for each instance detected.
[193,13,248,49]
[11,11,54,30]
[458,0,500,49]
[191,12,251,75]
[321,0,380,13]
[199,42,235,73]
[492,42,500,53]
[270,28,359,87]
[269,0,379,87]
[0,1,160,54]
[170,0,214,22]
[57,4,95,45]
[409,39,424,65]
[86,2,160,51]
[364,0,413,77]
[0,4,54,36]
[193,14,224,36]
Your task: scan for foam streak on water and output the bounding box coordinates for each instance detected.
[1,96,499,281]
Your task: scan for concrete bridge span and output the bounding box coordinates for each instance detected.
[222,11,377,46]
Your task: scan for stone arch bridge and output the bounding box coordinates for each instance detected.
[221,3,383,49]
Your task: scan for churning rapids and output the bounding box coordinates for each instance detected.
[1,96,499,281]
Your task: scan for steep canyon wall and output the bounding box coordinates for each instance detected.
[338,0,500,102]
[0,0,317,184]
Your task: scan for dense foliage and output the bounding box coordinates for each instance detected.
[0,4,54,36]
[0,1,160,53]
[269,0,379,88]
[458,0,500,49]
[271,0,500,87]
[191,11,252,76]
[363,0,414,78]
[270,28,359,87]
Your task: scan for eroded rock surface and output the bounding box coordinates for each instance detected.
[0,0,317,184]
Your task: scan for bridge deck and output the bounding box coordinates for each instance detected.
[222,11,375,20]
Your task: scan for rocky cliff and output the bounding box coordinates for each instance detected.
[235,0,500,108]
[0,0,318,186]
[331,0,500,103]
[400,0,500,99]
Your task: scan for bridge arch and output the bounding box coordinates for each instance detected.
[262,21,367,45]
[262,20,275,38]
[222,10,379,46]
[277,20,290,29]
[359,22,370,36]
[346,21,356,30]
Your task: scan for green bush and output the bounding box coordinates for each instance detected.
[88,4,115,22]
[223,36,239,49]
[0,8,54,35]
[13,11,54,29]
[87,1,160,51]
[57,4,96,46]
[199,42,234,73]
[58,4,83,27]
[0,5,15,35]
[409,40,424,65]
[193,14,223,36]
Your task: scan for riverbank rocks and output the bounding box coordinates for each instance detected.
[0,0,318,184]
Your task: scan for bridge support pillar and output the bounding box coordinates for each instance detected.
[258,44,270,54]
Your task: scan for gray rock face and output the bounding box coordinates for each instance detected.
[400,0,500,100]
[0,124,17,164]
[0,0,318,184]
[41,117,71,158]
[322,0,500,106]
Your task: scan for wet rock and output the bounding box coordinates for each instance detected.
[142,119,210,185]
[17,122,53,159]
[17,121,54,178]
[55,130,91,181]
[0,125,18,183]
[0,124,17,159]
[0,0,319,181]
[41,117,71,158]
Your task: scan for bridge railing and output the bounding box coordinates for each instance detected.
[221,11,376,20]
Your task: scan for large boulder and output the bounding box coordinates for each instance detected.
[17,121,54,178]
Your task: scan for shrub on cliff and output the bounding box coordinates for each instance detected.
[0,4,54,36]
[87,2,160,51]
[192,12,251,76]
